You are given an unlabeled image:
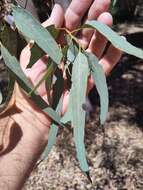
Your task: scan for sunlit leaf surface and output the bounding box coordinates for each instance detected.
[85,20,143,59]
[86,53,109,125]
[13,7,62,65]
[71,52,89,172]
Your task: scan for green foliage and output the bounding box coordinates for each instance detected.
[41,63,64,160]
[28,25,60,68]
[41,96,63,160]
[1,44,63,126]
[86,53,108,125]
[13,7,62,64]
[70,52,89,172]
[85,21,143,59]
[1,6,143,176]
[28,61,57,96]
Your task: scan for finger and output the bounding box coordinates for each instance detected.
[20,43,32,72]
[65,0,93,30]
[20,53,49,96]
[88,12,113,58]
[79,0,111,48]
[87,45,122,93]
[62,90,70,116]
[42,4,64,28]
[100,45,122,75]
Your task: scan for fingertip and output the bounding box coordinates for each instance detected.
[42,4,64,28]
[100,45,122,75]
[51,4,64,25]
[65,0,93,30]
[97,12,113,26]
[62,90,69,116]
[20,44,31,71]
[88,12,113,57]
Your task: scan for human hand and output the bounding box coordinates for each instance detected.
[20,0,122,123]
[20,0,122,119]
[0,2,123,188]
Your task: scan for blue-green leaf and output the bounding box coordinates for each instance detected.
[13,7,62,65]
[41,96,63,159]
[84,20,143,59]
[86,53,109,125]
[66,41,78,65]
[40,65,64,159]
[43,124,58,157]
[71,52,89,172]
[1,44,63,126]
[4,72,16,106]
[28,62,57,96]
[28,44,45,68]
[27,25,60,68]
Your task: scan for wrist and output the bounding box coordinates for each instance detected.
[0,84,52,189]
[0,83,51,154]
[13,83,52,141]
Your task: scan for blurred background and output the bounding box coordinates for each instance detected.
[1,1,143,189]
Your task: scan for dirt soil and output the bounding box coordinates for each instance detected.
[21,29,143,190]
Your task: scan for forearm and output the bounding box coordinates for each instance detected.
[0,84,51,190]
[0,130,46,190]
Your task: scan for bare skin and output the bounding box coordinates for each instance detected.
[0,1,122,189]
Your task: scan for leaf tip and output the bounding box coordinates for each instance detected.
[85,171,92,184]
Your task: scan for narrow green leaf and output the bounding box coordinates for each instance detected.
[13,7,62,65]
[71,52,89,172]
[1,44,33,91]
[67,43,78,64]
[43,124,58,157]
[86,53,109,125]
[46,25,60,39]
[0,24,18,56]
[41,68,64,159]
[41,96,63,160]
[28,44,45,68]
[45,60,53,106]
[27,25,60,68]
[0,71,15,111]
[66,36,78,65]
[28,62,57,96]
[84,20,143,59]
[62,45,68,58]
[52,69,64,109]
[1,44,63,126]
[61,101,71,124]
[61,91,72,124]
[45,76,52,105]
